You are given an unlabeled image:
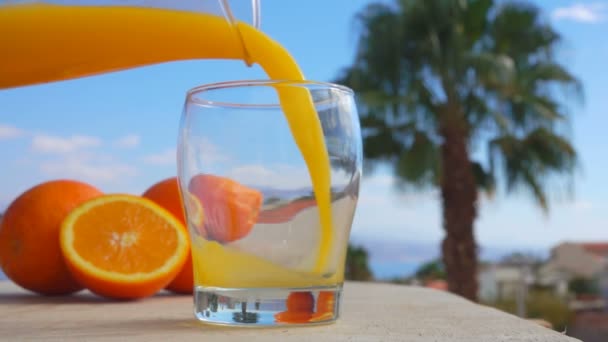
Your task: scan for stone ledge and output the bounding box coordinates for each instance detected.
[0,281,579,341]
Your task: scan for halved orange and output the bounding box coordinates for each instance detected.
[59,194,190,300]
[188,174,263,243]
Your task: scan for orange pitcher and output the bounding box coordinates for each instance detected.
[0,0,335,277]
[0,0,262,89]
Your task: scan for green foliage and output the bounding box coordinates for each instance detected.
[489,290,574,331]
[345,244,374,281]
[336,0,581,209]
[415,258,446,281]
[569,277,600,296]
[388,276,411,285]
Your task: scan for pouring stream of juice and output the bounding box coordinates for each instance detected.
[0,3,333,277]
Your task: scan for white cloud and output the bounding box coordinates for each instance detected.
[475,198,608,250]
[571,199,594,211]
[31,135,101,154]
[0,124,24,140]
[185,137,230,164]
[198,138,229,163]
[362,173,394,187]
[352,172,608,253]
[552,3,606,23]
[230,164,275,182]
[142,148,175,165]
[226,163,364,190]
[39,156,137,183]
[228,164,312,188]
[113,134,140,148]
[25,132,136,184]
[146,138,228,167]
[357,172,437,205]
[352,173,442,242]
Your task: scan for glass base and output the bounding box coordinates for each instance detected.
[194,285,342,327]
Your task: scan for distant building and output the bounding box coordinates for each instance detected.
[479,242,608,316]
[538,242,608,297]
[478,262,535,302]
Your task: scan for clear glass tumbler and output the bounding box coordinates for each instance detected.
[177,80,362,326]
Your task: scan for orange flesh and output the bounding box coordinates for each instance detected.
[274,291,335,323]
[71,200,179,274]
[191,236,344,288]
[188,174,263,243]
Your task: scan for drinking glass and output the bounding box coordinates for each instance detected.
[177,80,362,326]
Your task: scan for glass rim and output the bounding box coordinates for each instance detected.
[186,79,354,109]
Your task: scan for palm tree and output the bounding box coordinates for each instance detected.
[336,0,581,301]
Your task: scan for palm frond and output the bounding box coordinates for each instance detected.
[471,160,496,196]
[489,128,576,209]
[522,167,548,211]
[395,130,440,187]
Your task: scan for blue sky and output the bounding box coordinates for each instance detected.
[1,0,607,278]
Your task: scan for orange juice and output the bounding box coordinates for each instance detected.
[0,3,335,282]
[0,4,244,89]
[191,237,344,288]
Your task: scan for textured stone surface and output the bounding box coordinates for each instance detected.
[0,281,579,341]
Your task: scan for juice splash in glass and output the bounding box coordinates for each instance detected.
[0,2,337,260]
[178,80,362,326]
[2,0,364,326]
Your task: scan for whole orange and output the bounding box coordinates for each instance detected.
[0,180,103,295]
[142,177,193,294]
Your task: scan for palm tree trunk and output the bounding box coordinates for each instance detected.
[439,122,478,302]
